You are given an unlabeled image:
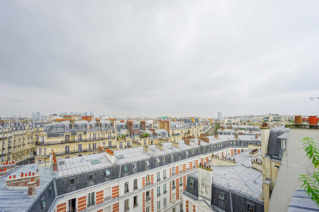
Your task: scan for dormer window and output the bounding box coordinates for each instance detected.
[105,169,111,177]
[156,158,160,166]
[145,160,150,170]
[124,165,128,172]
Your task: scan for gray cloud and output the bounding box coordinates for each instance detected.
[1,0,319,117]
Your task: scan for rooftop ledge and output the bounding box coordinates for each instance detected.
[285,124,319,129]
[198,165,212,171]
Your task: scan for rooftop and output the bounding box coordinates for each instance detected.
[0,164,55,212]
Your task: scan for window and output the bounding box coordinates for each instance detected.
[219,192,225,200]
[124,199,129,210]
[133,195,138,207]
[49,186,54,196]
[156,157,160,166]
[69,179,75,185]
[180,203,183,212]
[163,184,167,193]
[157,201,161,210]
[162,156,166,164]
[157,172,160,182]
[88,192,95,207]
[171,154,174,162]
[125,182,129,193]
[172,180,175,187]
[157,186,161,196]
[163,170,167,179]
[172,167,175,175]
[88,174,93,180]
[145,160,150,170]
[93,143,97,150]
[134,179,138,190]
[146,191,151,201]
[78,144,82,152]
[132,163,137,171]
[185,151,189,157]
[105,187,111,200]
[41,197,46,209]
[247,202,254,212]
[163,198,167,206]
[108,140,112,147]
[105,169,111,177]
[146,174,150,185]
[189,179,195,188]
[146,206,150,212]
[124,165,128,172]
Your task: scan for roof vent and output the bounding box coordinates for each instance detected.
[116,155,124,159]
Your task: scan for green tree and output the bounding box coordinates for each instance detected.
[299,137,319,205]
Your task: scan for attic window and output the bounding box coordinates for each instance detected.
[185,151,189,156]
[91,160,100,165]
[145,160,150,166]
[156,158,160,163]
[41,197,46,209]
[49,186,54,196]
[88,174,93,180]
[69,179,75,185]
[105,169,111,177]
[124,165,128,172]
[189,179,195,188]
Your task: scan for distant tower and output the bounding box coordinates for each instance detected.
[218,112,222,120]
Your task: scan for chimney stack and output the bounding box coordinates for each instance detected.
[127,121,133,136]
[235,133,239,139]
[70,119,75,129]
[28,179,36,197]
[141,121,146,130]
[214,132,218,139]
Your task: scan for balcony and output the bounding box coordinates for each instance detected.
[180,183,183,186]
[133,186,138,190]
[36,137,116,146]
[146,197,151,202]
[163,176,167,180]
[146,181,151,186]
[163,190,167,194]
[104,196,112,201]
[172,185,176,189]
[157,193,161,197]
[133,204,138,208]
[124,207,130,212]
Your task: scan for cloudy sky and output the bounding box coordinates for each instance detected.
[1,1,319,118]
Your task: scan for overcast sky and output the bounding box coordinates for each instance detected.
[1,1,319,118]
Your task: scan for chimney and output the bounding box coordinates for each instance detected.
[28,179,36,197]
[149,128,156,135]
[214,132,218,139]
[255,134,258,139]
[184,139,190,146]
[104,149,115,163]
[235,133,239,139]
[110,118,116,128]
[144,145,149,152]
[127,121,133,136]
[70,119,75,129]
[96,119,101,127]
[261,123,270,158]
[201,137,209,143]
[141,121,146,130]
[156,142,163,150]
[198,163,213,201]
[172,142,179,148]
[52,150,57,172]
[294,116,302,124]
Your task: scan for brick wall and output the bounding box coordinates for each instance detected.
[151,189,154,212]
[143,192,145,212]
[176,178,179,199]
[143,177,145,187]
[6,174,40,188]
[183,175,187,190]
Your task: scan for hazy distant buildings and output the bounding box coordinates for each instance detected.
[218,111,222,120]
